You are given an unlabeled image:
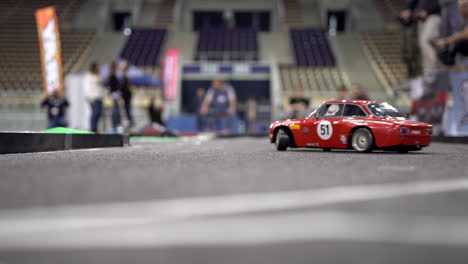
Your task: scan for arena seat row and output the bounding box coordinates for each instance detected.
[280,65,347,100]
[120,29,167,66]
[373,0,404,26]
[155,0,175,28]
[361,31,408,91]
[195,28,259,61]
[283,0,303,28]
[290,28,336,67]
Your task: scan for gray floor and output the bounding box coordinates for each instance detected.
[0,138,467,263]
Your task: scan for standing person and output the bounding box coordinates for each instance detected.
[402,0,441,75]
[200,78,237,134]
[121,62,134,128]
[41,89,69,129]
[399,2,422,78]
[108,61,121,131]
[192,88,206,131]
[351,84,370,100]
[433,0,468,65]
[83,62,104,132]
[336,85,350,100]
[283,88,310,119]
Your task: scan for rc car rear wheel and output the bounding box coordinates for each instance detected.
[322,148,331,152]
[351,128,373,153]
[275,128,290,151]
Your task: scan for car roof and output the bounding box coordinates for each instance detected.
[322,100,382,105]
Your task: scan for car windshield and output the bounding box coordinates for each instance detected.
[367,103,405,118]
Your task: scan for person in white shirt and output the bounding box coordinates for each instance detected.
[83,62,104,132]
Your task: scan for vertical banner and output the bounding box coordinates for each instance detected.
[35,7,63,96]
[162,48,180,101]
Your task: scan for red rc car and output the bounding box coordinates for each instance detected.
[270,100,432,153]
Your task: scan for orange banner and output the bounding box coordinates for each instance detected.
[35,7,63,96]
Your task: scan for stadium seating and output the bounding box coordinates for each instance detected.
[0,0,94,97]
[373,0,404,26]
[283,0,303,28]
[361,31,407,91]
[155,0,175,28]
[290,28,336,67]
[120,29,167,66]
[279,28,343,100]
[195,28,259,61]
[280,65,347,100]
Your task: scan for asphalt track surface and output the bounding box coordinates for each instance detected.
[0,137,467,264]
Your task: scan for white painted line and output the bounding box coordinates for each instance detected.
[0,177,466,244]
[2,211,468,249]
[1,178,468,222]
[377,165,417,172]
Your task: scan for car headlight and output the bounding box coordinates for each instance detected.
[399,127,410,136]
[425,128,432,135]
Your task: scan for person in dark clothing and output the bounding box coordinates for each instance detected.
[399,1,423,78]
[41,89,69,129]
[121,62,134,127]
[146,95,177,137]
[289,97,310,108]
[351,84,370,100]
[108,61,121,131]
[148,95,165,125]
[284,88,310,119]
[192,88,206,131]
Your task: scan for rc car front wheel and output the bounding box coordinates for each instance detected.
[275,128,290,151]
[351,128,373,153]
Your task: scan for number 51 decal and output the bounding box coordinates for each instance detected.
[317,120,333,140]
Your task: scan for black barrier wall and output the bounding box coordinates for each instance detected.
[0,133,129,154]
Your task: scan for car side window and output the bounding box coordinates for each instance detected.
[343,104,366,117]
[318,104,343,117]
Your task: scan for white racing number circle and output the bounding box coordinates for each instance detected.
[317,120,333,140]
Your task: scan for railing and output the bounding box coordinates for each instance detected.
[173,0,183,31]
[276,0,286,31]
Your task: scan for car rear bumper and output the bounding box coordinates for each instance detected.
[399,135,431,147]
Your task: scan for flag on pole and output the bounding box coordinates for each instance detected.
[35,7,63,96]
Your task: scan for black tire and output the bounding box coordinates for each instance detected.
[275,128,290,151]
[322,148,331,152]
[397,150,409,154]
[351,128,373,153]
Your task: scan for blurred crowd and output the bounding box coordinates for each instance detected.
[400,0,468,77]
[41,60,144,133]
[41,63,268,135]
